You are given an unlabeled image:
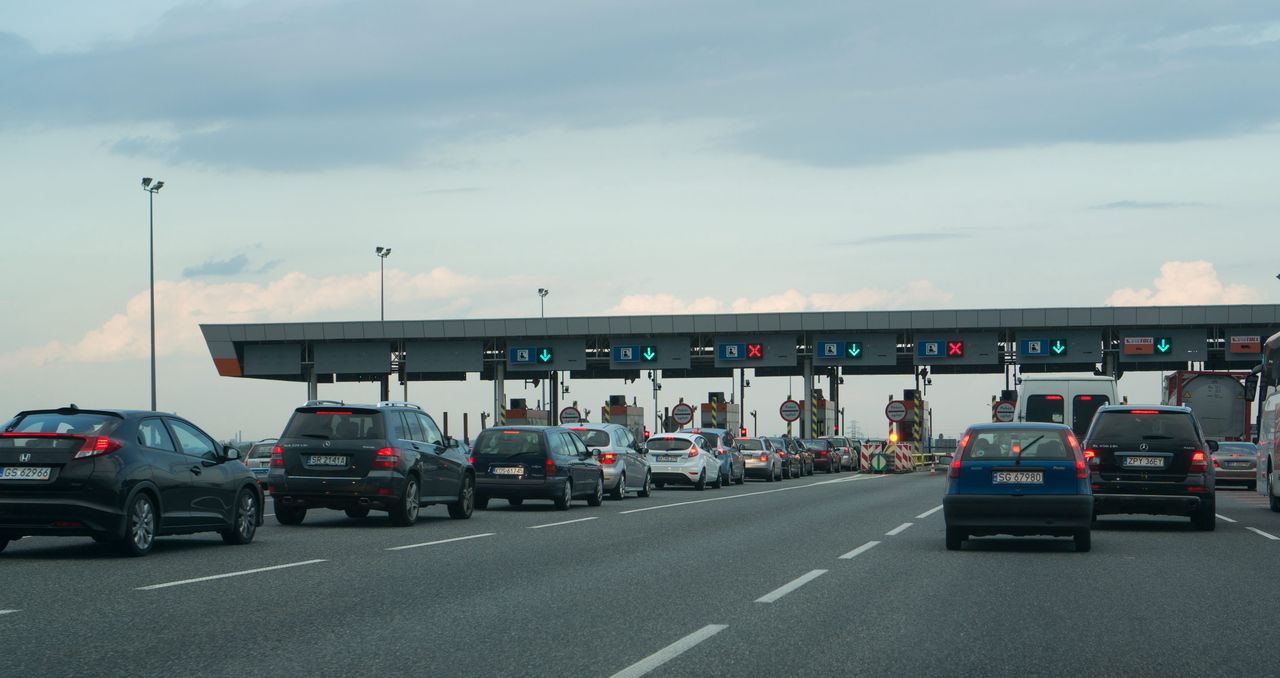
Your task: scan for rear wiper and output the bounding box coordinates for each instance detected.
[1141,435,1174,440]
[298,433,331,440]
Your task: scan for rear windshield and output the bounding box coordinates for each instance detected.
[647,438,693,451]
[1088,411,1198,442]
[1024,395,1065,424]
[738,439,765,451]
[1217,443,1256,454]
[568,429,610,447]
[283,410,384,440]
[473,430,546,456]
[698,433,721,447]
[801,439,828,448]
[248,443,275,459]
[962,429,1074,461]
[3,412,120,435]
[1071,395,1110,437]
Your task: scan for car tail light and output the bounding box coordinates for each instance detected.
[1075,459,1088,479]
[73,436,123,459]
[1213,457,1220,468]
[948,456,961,479]
[372,447,399,469]
[1077,396,1092,401]
[270,445,284,467]
[1187,486,1208,493]
[314,411,352,415]
[1044,395,1063,401]
[1083,448,1097,465]
[818,450,827,457]
[600,452,617,465]
[545,458,556,475]
[1130,410,1160,415]
[1189,451,1207,474]
[758,453,769,462]
[467,456,474,465]
[688,446,699,458]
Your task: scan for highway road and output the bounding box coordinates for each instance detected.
[3,472,1278,677]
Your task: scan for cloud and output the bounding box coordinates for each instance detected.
[1106,261,1263,306]
[1091,200,1211,210]
[606,280,953,315]
[844,232,969,246]
[1145,22,1280,52]
[182,254,281,278]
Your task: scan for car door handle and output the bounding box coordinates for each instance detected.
[190,466,203,475]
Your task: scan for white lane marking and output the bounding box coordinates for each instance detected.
[1215,514,1238,523]
[0,610,19,616]
[619,475,883,515]
[1246,527,1280,541]
[609,624,728,678]
[529,517,598,529]
[838,541,881,560]
[386,533,495,551]
[916,505,943,519]
[136,559,327,591]
[886,522,913,536]
[755,569,828,603]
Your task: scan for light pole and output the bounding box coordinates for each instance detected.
[538,288,548,409]
[750,410,758,437]
[375,246,392,321]
[141,177,164,411]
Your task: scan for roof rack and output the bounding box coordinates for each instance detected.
[303,399,345,407]
[377,401,422,410]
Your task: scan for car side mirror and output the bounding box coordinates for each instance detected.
[223,445,241,461]
[579,449,593,460]
[1207,440,1219,453]
[444,435,456,448]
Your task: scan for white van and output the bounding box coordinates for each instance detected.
[1015,376,1121,438]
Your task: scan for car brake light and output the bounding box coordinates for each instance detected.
[545,458,555,475]
[818,450,827,457]
[1077,396,1092,401]
[1083,448,1097,462]
[1213,458,1220,468]
[73,436,123,459]
[1130,410,1160,415]
[1044,395,1063,401]
[1188,450,1207,474]
[1075,459,1088,479]
[503,430,521,435]
[468,456,474,465]
[270,445,284,467]
[948,456,961,479]
[688,446,699,458]
[372,447,399,469]
[600,452,617,464]
[759,454,769,462]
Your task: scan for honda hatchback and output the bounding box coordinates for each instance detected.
[943,423,1093,552]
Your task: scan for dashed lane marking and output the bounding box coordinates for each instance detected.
[838,541,881,560]
[886,522,913,536]
[916,505,943,519]
[1216,514,1237,523]
[755,569,828,603]
[1246,527,1280,541]
[137,559,327,591]
[386,533,495,551]
[529,517,598,529]
[609,624,728,678]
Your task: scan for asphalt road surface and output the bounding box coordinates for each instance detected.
[4,472,1278,677]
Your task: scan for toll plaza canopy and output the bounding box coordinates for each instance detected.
[201,303,1280,385]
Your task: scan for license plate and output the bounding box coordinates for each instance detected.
[493,466,524,476]
[1123,456,1164,468]
[308,455,347,466]
[992,471,1043,484]
[657,455,680,462]
[0,466,52,481]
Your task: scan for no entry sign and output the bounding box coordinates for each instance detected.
[671,402,696,426]
[779,399,802,423]
[885,400,909,422]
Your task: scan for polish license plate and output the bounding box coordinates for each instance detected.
[0,466,52,481]
[308,455,348,466]
[657,455,680,462]
[992,471,1043,484]
[493,466,524,476]
[1123,456,1164,468]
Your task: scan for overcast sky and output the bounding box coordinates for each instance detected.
[2,1,1277,440]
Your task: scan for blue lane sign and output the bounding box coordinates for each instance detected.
[916,341,943,358]
[718,343,746,361]
[1020,339,1048,357]
[509,347,535,364]
[817,341,842,358]
[612,345,640,362]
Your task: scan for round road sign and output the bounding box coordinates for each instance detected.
[885,400,909,422]
[559,407,582,424]
[779,399,802,423]
[671,402,696,426]
[993,401,1015,423]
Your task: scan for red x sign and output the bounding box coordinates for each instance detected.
[947,341,965,357]
[746,343,763,359]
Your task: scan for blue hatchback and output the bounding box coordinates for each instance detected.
[943,423,1093,552]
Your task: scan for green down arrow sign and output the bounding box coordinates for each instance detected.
[1155,338,1172,354]
[642,347,657,361]
[1051,340,1067,355]
[538,348,553,363]
[847,343,862,358]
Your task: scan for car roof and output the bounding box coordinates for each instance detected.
[1095,404,1192,414]
[652,432,700,441]
[569,423,622,430]
[484,425,557,433]
[964,422,1074,432]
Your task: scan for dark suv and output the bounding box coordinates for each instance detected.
[1082,405,1218,530]
[268,401,474,526]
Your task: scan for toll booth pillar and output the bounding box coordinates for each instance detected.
[305,363,318,401]
[494,361,506,426]
[802,356,814,438]
[550,372,560,425]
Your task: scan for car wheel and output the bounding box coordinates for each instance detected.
[119,493,157,557]
[638,472,653,497]
[345,507,370,519]
[610,473,627,500]
[275,502,306,526]
[945,527,964,551]
[0,539,7,553]
[735,467,745,485]
[1074,529,1092,553]
[588,475,605,507]
[554,480,573,510]
[1191,501,1216,531]
[507,498,524,507]
[220,489,258,545]
[389,476,421,527]
[694,470,707,491]
[475,495,490,510]
[713,470,724,489]
[447,475,474,519]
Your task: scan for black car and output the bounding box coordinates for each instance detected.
[769,437,805,478]
[268,402,474,526]
[471,426,605,510]
[0,406,263,556]
[1083,405,1218,530]
[801,439,841,473]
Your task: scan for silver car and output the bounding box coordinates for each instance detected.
[647,433,723,490]
[244,438,277,490]
[1213,441,1257,489]
[737,437,782,481]
[567,423,653,499]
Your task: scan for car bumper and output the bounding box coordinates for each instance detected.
[1092,492,1205,516]
[944,495,1093,536]
[651,468,705,485]
[0,495,123,538]
[270,473,407,509]
[814,458,836,470]
[1214,468,1255,483]
[476,477,565,500]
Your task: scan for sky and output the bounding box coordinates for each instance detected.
[1,1,1278,441]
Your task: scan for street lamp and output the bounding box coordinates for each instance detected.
[141,177,164,411]
[750,410,758,437]
[538,288,549,409]
[374,246,391,321]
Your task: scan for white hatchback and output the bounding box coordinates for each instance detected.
[646,433,723,490]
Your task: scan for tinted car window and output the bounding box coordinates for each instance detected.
[570,429,611,447]
[1217,442,1257,454]
[567,433,589,456]
[801,439,828,449]
[962,429,1073,460]
[474,430,546,456]
[418,414,444,446]
[168,419,218,461]
[1071,395,1110,437]
[1089,411,1199,442]
[647,438,693,451]
[701,433,721,448]
[138,418,177,452]
[1024,395,1065,424]
[248,443,274,460]
[402,412,425,441]
[738,439,765,451]
[6,412,119,435]
[283,411,384,440]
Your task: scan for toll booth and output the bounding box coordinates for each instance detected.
[602,395,646,442]
[505,398,549,426]
[803,393,838,437]
[892,390,929,445]
[700,392,741,432]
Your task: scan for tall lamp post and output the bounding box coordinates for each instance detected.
[538,288,549,409]
[141,177,164,411]
[375,246,392,321]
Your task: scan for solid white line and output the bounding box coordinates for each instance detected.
[136,559,327,591]
[529,517,598,529]
[1215,514,1238,523]
[0,610,19,616]
[609,624,728,678]
[916,505,943,519]
[755,569,828,603]
[838,540,881,560]
[619,475,882,515]
[386,533,495,551]
[1246,527,1280,541]
[886,522,913,536]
